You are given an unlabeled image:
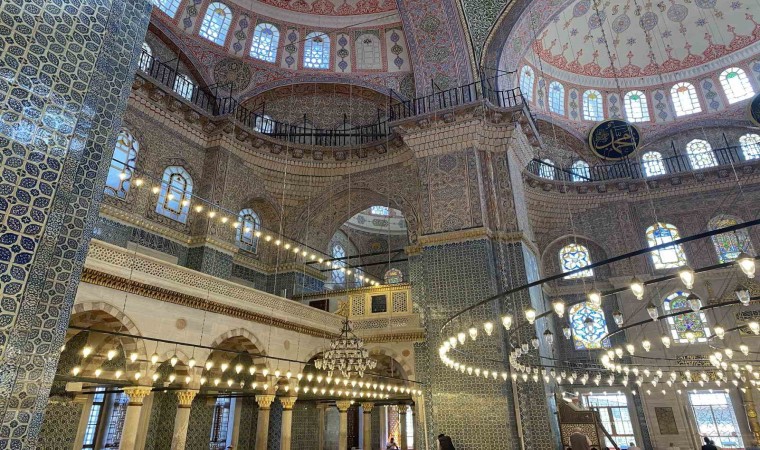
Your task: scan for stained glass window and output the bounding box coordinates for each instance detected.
[583,90,604,121]
[719,67,755,104]
[105,130,139,200]
[174,73,195,100]
[708,215,754,263]
[199,2,233,46]
[688,391,744,448]
[520,66,535,102]
[641,151,666,177]
[539,159,555,179]
[152,0,182,17]
[156,166,193,223]
[560,243,593,279]
[663,291,710,343]
[624,91,649,122]
[686,139,717,169]
[304,32,330,69]
[571,160,590,182]
[569,302,611,350]
[548,81,565,115]
[139,42,152,72]
[384,268,403,284]
[581,393,636,448]
[237,208,261,253]
[739,133,760,160]
[671,82,701,116]
[250,23,280,62]
[356,34,382,70]
[331,243,346,286]
[646,223,687,269]
[371,206,390,216]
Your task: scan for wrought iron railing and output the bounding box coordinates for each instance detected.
[526,145,756,183]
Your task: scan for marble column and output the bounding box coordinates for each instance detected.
[280,396,298,450]
[336,400,353,450]
[255,394,276,450]
[120,386,153,450]
[318,403,327,450]
[170,390,198,450]
[740,384,760,447]
[0,1,151,447]
[361,403,374,450]
[398,404,407,450]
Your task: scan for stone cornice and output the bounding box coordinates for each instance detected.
[363,331,426,343]
[297,282,411,299]
[413,227,539,255]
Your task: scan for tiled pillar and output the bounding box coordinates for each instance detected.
[398,404,407,450]
[170,390,198,450]
[740,384,760,446]
[317,403,327,450]
[121,386,154,450]
[0,0,150,446]
[280,396,298,450]
[336,400,352,450]
[361,403,374,450]
[255,394,276,450]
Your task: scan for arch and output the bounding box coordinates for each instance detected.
[719,67,755,104]
[208,328,267,356]
[739,133,760,160]
[663,291,710,343]
[686,139,717,169]
[68,301,147,361]
[356,33,382,70]
[548,81,565,115]
[304,32,331,69]
[645,222,687,269]
[156,166,193,223]
[559,243,593,279]
[641,151,666,177]
[250,23,280,63]
[384,268,404,284]
[582,90,603,121]
[153,0,183,17]
[199,2,233,46]
[367,346,414,381]
[568,302,610,350]
[624,91,649,122]
[708,215,754,263]
[105,129,139,200]
[570,160,590,182]
[236,208,261,253]
[519,66,535,102]
[539,159,555,179]
[671,82,701,116]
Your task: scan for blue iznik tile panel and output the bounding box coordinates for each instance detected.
[36,399,84,450]
[291,401,320,450]
[267,399,283,450]
[187,246,234,279]
[236,397,259,449]
[186,397,215,450]
[0,0,151,447]
[144,391,178,450]
[631,389,654,450]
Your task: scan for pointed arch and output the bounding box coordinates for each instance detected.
[719,67,754,104]
[641,151,666,177]
[582,90,603,121]
[671,82,701,116]
[559,243,593,279]
[199,2,233,46]
[548,81,565,115]
[250,23,280,62]
[624,91,649,122]
[304,32,331,69]
[739,133,760,160]
[645,222,687,269]
[105,130,139,200]
[686,139,717,169]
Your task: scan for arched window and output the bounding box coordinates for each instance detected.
[174,73,195,100]
[156,166,193,223]
[384,268,403,284]
[236,208,261,253]
[641,151,666,177]
[560,243,594,279]
[210,397,233,447]
[571,160,590,182]
[646,223,687,269]
[708,215,754,263]
[719,67,755,104]
[356,34,382,70]
[304,32,330,69]
[548,82,565,115]
[686,139,717,169]
[663,291,710,343]
[623,91,650,122]
[739,133,760,160]
[539,159,555,179]
[199,2,233,46]
[138,42,152,72]
[370,206,390,216]
[105,130,139,199]
[582,90,604,121]
[249,23,279,62]
[569,302,611,350]
[671,82,701,116]
[331,243,346,286]
[254,115,273,133]
[520,66,535,102]
[153,0,182,17]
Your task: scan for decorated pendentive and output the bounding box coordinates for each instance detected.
[588,119,641,160]
[748,92,760,126]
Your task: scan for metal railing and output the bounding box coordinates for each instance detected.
[527,144,755,183]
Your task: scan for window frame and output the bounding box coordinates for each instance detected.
[739,133,760,160]
[623,90,650,122]
[582,90,604,121]
[105,130,140,200]
[580,392,638,448]
[719,67,755,104]
[331,243,347,286]
[199,2,233,46]
[663,291,710,343]
[568,302,611,350]
[548,81,565,115]
[237,208,261,253]
[641,151,666,177]
[686,139,717,170]
[559,243,594,279]
[520,66,535,102]
[539,159,555,179]
[570,160,591,182]
[156,166,193,224]
[250,23,280,63]
[153,0,183,17]
[356,33,382,70]
[139,42,153,72]
[645,222,688,269]
[708,215,754,263]
[687,390,744,448]
[303,32,331,70]
[173,73,195,101]
[671,82,702,116]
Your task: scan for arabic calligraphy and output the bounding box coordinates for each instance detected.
[588,119,641,160]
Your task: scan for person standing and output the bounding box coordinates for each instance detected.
[701,437,718,450]
[569,427,592,450]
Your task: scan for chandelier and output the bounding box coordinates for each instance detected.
[316,316,376,378]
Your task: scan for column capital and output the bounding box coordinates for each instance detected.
[123,386,152,405]
[335,400,352,412]
[398,403,408,414]
[280,396,298,410]
[256,394,276,410]
[176,390,198,408]
[361,402,374,413]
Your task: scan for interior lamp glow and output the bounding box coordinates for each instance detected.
[130,352,138,362]
[646,302,658,320]
[562,326,572,339]
[552,299,566,318]
[457,332,466,344]
[749,321,760,335]
[735,288,751,306]
[502,315,513,331]
[468,327,478,341]
[150,352,159,365]
[661,336,671,348]
[587,288,602,307]
[678,267,695,289]
[524,307,536,324]
[630,277,645,300]
[188,357,196,368]
[737,253,756,278]
[714,326,725,339]
[612,310,624,326]
[686,293,702,312]
[483,322,494,336]
[170,354,178,367]
[106,349,117,360]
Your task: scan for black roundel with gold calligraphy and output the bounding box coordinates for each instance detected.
[588,119,641,160]
[748,92,760,126]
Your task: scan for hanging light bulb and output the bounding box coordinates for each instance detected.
[646,302,658,320]
[185,376,192,384]
[625,344,635,355]
[724,348,734,359]
[737,253,756,278]
[740,344,749,356]
[552,299,565,318]
[735,288,751,306]
[483,321,494,336]
[221,363,229,372]
[612,310,624,326]
[107,349,117,360]
[587,288,602,307]
[714,326,725,339]
[661,336,671,349]
[642,340,651,352]
[531,335,540,349]
[502,315,513,331]
[457,332,466,345]
[130,352,138,362]
[749,321,760,335]
[678,267,695,289]
[94,368,102,378]
[687,293,702,312]
[685,331,697,344]
[169,374,176,383]
[152,373,159,382]
[468,327,478,341]
[630,277,645,300]
[170,354,179,367]
[524,308,536,324]
[205,360,214,370]
[71,366,81,376]
[543,329,554,345]
[250,366,257,376]
[188,357,196,368]
[115,370,123,379]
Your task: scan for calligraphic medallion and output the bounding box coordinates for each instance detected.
[588,119,641,160]
[748,92,760,126]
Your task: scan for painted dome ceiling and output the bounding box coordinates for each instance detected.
[518,0,760,85]
[224,0,397,18]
